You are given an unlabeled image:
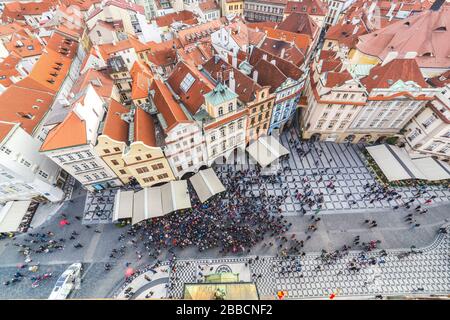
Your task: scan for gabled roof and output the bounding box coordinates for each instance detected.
[130,61,153,100]
[1,0,58,22]
[167,61,215,115]
[203,57,263,104]
[155,10,198,28]
[102,99,129,143]
[356,5,450,69]
[277,12,319,39]
[250,47,304,81]
[325,19,369,49]
[252,59,288,93]
[134,107,156,146]
[284,0,328,16]
[361,59,429,92]
[260,37,306,66]
[0,122,17,142]
[323,71,353,88]
[5,33,44,58]
[0,84,54,135]
[105,0,145,15]
[151,79,189,132]
[199,0,220,12]
[260,26,310,51]
[146,40,178,67]
[71,69,114,100]
[40,111,87,151]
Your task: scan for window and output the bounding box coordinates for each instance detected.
[228,103,233,112]
[96,30,101,37]
[151,163,164,170]
[111,160,119,165]
[218,107,223,116]
[438,145,450,154]
[38,170,48,179]
[119,170,126,174]
[146,154,152,159]
[103,149,110,154]
[238,120,243,129]
[135,156,142,161]
[422,114,437,128]
[136,167,149,174]
[114,147,120,152]
[220,127,225,137]
[157,173,169,179]
[316,121,325,129]
[180,73,195,92]
[143,177,155,183]
[0,146,11,155]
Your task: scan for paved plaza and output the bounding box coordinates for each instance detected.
[82,189,117,224]
[164,226,449,299]
[216,130,450,215]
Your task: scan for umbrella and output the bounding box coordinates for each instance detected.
[59,219,69,226]
[125,267,134,278]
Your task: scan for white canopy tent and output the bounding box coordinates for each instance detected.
[246,136,290,168]
[0,200,31,233]
[411,157,450,181]
[189,168,226,203]
[367,144,450,181]
[112,190,134,222]
[132,180,191,225]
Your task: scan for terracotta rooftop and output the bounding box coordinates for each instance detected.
[199,0,220,12]
[130,61,153,100]
[5,33,44,58]
[323,70,353,88]
[1,0,58,22]
[151,79,190,132]
[71,69,115,100]
[0,122,16,142]
[179,42,214,67]
[325,19,369,49]
[0,54,22,88]
[146,40,178,67]
[155,10,198,28]
[361,58,429,92]
[105,0,145,15]
[260,26,311,50]
[252,59,289,94]
[277,12,319,39]
[134,107,156,146]
[356,5,450,69]
[177,19,224,46]
[250,47,303,81]
[284,0,328,16]
[202,56,263,104]
[167,61,215,115]
[260,37,305,66]
[102,99,129,143]
[428,70,450,87]
[40,111,87,151]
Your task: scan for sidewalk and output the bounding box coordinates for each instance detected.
[29,201,64,230]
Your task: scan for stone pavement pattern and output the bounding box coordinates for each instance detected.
[216,130,450,215]
[166,228,450,299]
[83,189,117,224]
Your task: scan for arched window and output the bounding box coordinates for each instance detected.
[218,107,223,116]
[228,103,233,112]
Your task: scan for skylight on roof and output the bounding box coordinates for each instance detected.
[180,73,195,93]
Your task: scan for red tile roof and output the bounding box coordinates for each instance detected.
[324,71,353,88]
[1,0,58,22]
[252,59,288,93]
[151,79,190,132]
[40,111,87,151]
[250,47,304,81]
[284,0,328,16]
[199,0,220,12]
[167,61,215,115]
[277,12,319,39]
[146,40,178,67]
[102,99,129,142]
[155,10,198,28]
[261,26,311,50]
[260,37,306,66]
[202,57,263,104]
[71,69,115,100]
[361,59,429,92]
[0,122,17,142]
[356,5,450,69]
[130,61,153,100]
[105,0,145,15]
[5,33,44,58]
[134,107,156,146]
[325,20,369,49]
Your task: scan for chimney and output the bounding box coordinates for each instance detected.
[229,70,236,93]
[262,54,267,60]
[252,70,258,83]
[280,48,285,59]
[270,59,276,66]
[232,54,237,68]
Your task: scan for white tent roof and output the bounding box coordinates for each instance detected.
[0,200,31,233]
[189,168,226,203]
[112,190,134,222]
[132,180,191,225]
[367,144,450,181]
[411,157,450,181]
[246,136,289,168]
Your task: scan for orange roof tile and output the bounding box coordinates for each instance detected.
[40,111,87,151]
[155,10,198,28]
[130,61,153,100]
[277,12,319,39]
[167,61,215,115]
[71,69,115,99]
[0,122,16,142]
[134,107,156,147]
[5,34,44,58]
[262,27,311,50]
[361,59,429,92]
[0,84,55,134]
[151,79,190,132]
[102,99,129,142]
